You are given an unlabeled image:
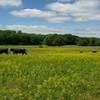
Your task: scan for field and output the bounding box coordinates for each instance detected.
[0,46,100,100]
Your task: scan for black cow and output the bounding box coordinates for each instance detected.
[80,51,83,53]
[0,48,8,54]
[10,48,27,55]
[92,51,97,53]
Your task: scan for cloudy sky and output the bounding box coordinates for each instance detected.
[0,0,100,37]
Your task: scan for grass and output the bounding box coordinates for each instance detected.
[0,46,100,100]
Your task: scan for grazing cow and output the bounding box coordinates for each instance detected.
[0,48,8,54]
[92,51,97,53]
[80,51,83,53]
[10,48,27,55]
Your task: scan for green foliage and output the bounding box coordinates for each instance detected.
[43,34,58,46]
[77,38,90,46]
[77,37,100,46]
[43,34,66,46]
[52,36,66,46]
[0,30,100,46]
[63,34,79,45]
[0,30,45,45]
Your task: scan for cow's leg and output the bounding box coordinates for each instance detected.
[13,52,16,55]
[6,51,9,54]
[23,52,27,55]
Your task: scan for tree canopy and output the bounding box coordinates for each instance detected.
[0,30,100,46]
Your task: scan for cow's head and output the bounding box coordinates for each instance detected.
[10,48,14,51]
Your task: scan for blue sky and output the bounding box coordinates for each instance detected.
[0,0,100,37]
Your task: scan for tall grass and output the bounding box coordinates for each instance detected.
[0,46,100,100]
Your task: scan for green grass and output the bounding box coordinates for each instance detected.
[0,46,100,100]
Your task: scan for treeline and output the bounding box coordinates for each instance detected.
[0,30,100,46]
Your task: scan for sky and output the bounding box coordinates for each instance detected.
[0,0,100,37]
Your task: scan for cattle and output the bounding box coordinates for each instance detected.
[10,48,27,55]
[0,48,8,54]
[80,51,83,53]
[92,51,97,53]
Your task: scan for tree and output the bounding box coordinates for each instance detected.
[43,34,58,46]
[0,30,100,46]
[52,36,66,46]
[77,38,90,46]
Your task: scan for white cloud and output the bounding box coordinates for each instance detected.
[0,24,100,37]
[47,16,71,23]
[0,0,22,7]
[0,24,67,34]
[11,9,56,18]
[10,0,100,23]
[47,0,100,21]
[47,0,100,13]
[11,0,100,23]
[11,8,73,23]
[73,28,100,37]
[11,8,71,23]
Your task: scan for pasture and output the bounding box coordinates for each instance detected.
[0,46,100,100]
